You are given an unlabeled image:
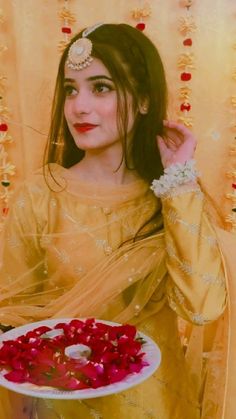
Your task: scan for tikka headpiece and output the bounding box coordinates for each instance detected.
[66,23,104,71]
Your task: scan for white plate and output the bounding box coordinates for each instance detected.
[0,318,161,399]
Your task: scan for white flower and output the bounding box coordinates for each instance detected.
[151,160,199,197]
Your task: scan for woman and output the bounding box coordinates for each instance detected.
[0,23,226,418]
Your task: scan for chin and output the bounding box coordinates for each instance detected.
[73,142,100,152]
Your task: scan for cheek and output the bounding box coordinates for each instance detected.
[100,93,118,117]
[102,100,117,118]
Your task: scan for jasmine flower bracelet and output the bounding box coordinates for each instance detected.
[150,160,199,198]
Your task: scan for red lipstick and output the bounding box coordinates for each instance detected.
[74,123,98,133]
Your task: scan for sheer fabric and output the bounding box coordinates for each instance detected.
[0,164,227,418]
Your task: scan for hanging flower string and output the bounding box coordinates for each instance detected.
[177,0,196,128]
[0,319,148,390]
[225,25,236,232]
[131,2,151,31]
[54,0,76,151]
[0,9,15,231]
[176,0,197,345]
[57,0,76,52]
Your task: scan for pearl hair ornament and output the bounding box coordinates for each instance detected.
[66,22,104,71]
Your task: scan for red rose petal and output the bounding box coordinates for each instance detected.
[180,102,191,112]
[0,319,146,390]
[4,369,29,383]
[183,38,192,46]
[136,22,145,31]
[61,27,72,34]
[181,72,192,81]
[0,123,8,132]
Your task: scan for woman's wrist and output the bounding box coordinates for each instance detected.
[150,159,199,198]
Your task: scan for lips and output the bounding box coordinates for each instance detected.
[73,123,98,133]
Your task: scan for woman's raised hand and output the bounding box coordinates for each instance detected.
[157,120,197,168]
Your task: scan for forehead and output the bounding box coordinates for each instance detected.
[64,57,112,80]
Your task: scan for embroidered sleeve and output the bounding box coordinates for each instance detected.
[161,186,227,324]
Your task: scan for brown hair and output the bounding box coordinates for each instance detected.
[44,23,167,183]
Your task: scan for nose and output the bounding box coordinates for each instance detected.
[72,88,92,115]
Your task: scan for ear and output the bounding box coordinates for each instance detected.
[138,97,149,114]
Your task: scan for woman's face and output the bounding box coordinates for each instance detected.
[64,57,135,154]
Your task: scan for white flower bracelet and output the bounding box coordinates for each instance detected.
[150,159,199,198]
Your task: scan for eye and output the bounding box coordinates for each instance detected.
[64,85,77,97]
[93,82,114,94]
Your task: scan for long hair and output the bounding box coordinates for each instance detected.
[44,23,167,184]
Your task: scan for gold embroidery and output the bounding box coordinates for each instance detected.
[16,197,26,208]
[201,273,225,286]
[174,286,185,304]
[189,312,207,325]
[53,247,71,264]
[179,260,194,275]
[6,234,22,248]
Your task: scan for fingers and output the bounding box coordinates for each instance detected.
[163,119,193,136]
[163,120,197,146]
[156,136,172,167]
[163,128,182,147]
[163,119,189,133]
[156,136,167,152]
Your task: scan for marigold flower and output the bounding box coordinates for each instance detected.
[178,115,194,127]
[0,189,13,203]
[1,162,16,176]
[225,214,236,228]
[58,40,71,53]
[0,133,13,144]
[0,76,7,94]
[177,53,195,70]
[226,170,236,179]
[179,0,193,7]
[178,16,197,36]
[0,105,10,119]
[0,45,7,55]
[131,5,151,20]
[0,148,7,161]
[179,86,192,100]
[58,7,76,24]
[230,122,236,131]
[231,96,236,107]
[0,9,4,24]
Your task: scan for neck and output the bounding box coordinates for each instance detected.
[69,147,140,185]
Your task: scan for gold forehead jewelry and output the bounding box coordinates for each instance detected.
[66,23,104,71]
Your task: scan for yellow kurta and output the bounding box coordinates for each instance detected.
[0,164,227,419]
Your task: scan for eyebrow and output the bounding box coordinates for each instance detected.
[64,75,113,83]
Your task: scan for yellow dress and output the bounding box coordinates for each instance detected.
[0,164,227,419]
